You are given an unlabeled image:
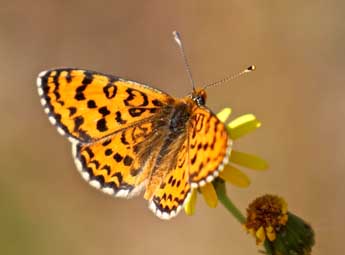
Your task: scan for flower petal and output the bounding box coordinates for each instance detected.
[217,108,232,123]
[227,114,261,140]
[256,226,266,244]
[200,183,218,208]
[219,165,251,188]
[184,189,197,216]
[266,226,276,241]
[230,150,269,170]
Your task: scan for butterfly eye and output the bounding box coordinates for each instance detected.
[193,89,207,106]
[195,95,205,106]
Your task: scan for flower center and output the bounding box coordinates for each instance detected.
[245,194,288,232]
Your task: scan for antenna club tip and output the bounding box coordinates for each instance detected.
[173,31,182,46]
[246,65,256,72]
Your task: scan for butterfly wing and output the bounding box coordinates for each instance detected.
[188,106,232,187]
[37,68,174,143]
[148,139,191,220]
[148,105,231,219]
[73,119,168,197]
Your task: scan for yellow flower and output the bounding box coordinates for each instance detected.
[245,195,315,255]
[184,108,268,215]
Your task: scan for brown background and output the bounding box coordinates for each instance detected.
[0,1,343,254]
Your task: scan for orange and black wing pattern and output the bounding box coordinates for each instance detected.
[149,139,191,219]
[72,120,167,198]
[37,68,174,143]
[187,106,232,188]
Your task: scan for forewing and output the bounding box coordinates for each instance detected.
[149,139,191,220]
[188,106,232,187]
[37,68,174,143]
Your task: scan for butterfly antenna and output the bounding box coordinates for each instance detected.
[203,65,256,90]
[173,31,196,92]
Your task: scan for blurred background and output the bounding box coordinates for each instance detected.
[0,1,344,254]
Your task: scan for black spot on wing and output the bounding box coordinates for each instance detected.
[84,147,95,159]
[152,99,164,107]
[130,168,141,176]
[120,132,129,145]
[102,165,111,175]
[68,107,77,117]
[111,172,123,183]
[74,72,93,101]
[115,111,127,124]
[113,153,123,162]
[105,148,113,156]
[96,118,108,132]
[65,70,72,83]
[124,88,149,107]
[102,139,111,146]
[87,100,97,108]
[103,83,117,99]
[128,108,146,117]
[91,174,105,186]
[98,106,110,117]
[74,116,84,132]
[123,155,133,166]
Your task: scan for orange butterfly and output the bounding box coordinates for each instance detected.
[37,32,253,219]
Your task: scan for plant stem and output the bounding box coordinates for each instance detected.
[214,180,246,224]
[214,179,272,255]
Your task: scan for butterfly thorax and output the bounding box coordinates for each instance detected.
[169,102,191,133]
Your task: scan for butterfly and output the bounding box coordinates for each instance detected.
[37,67,232,219]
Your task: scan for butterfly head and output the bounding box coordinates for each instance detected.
[192,88,207,106]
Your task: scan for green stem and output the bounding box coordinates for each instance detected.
[214,179,272,254]
[213,179,246,224]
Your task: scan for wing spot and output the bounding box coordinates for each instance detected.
[113,153,123,162]
[102,165,111,175]
[111,172,123,184]
[152,99,163,106]
[74,116,84,132]
[75,92,86,101]
[115,111,127,124]
[68,107,77,117]
[129,108,146,117]
[65,71,72,83]
[82,73,94,85]
[98,106,111,117]
[103,83,117,99]
[96,118,108,132]
[89,160,100,168]
[102,139,111,146]
[105,148,113,156]
[191,154,197,165]
[123,155,133,166]
[130,168,141,176]
[124,88,149,107]
[87,100,97,108]
[121,132,129,145]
